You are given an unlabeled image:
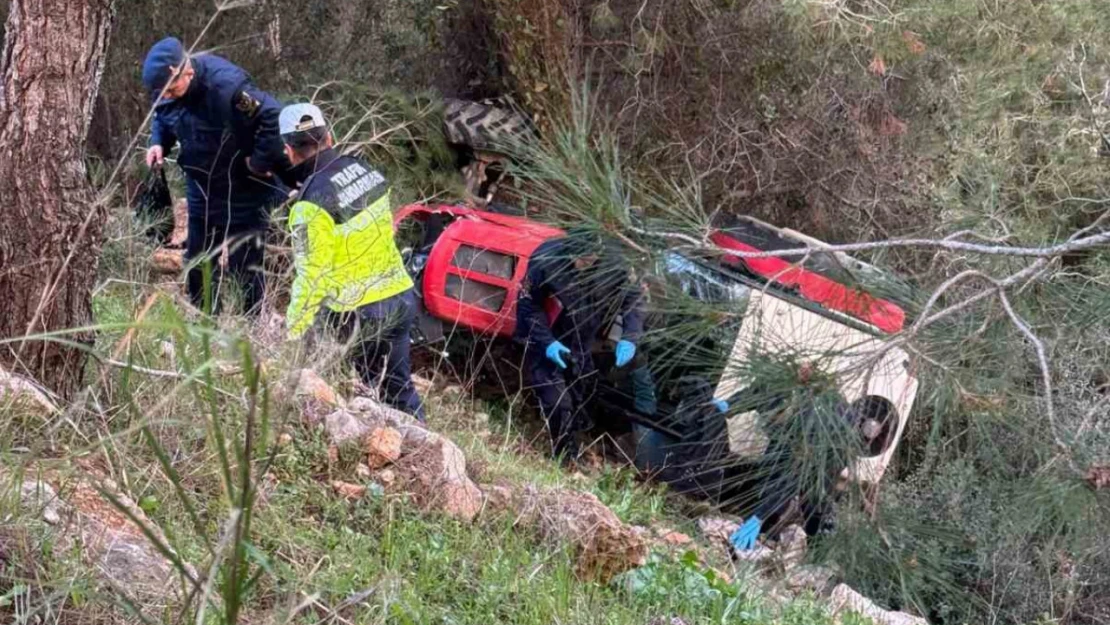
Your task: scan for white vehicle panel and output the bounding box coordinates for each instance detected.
[715,290,918,483]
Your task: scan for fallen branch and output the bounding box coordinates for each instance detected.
[631,226,1110,260]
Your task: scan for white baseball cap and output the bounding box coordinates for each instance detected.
[279,102,327,136]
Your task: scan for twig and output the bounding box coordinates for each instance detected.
[631,226,1110,260]
[99,358,189,379]
[995,289,1079,474]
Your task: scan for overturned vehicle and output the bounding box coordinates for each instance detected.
[393,203,919,520]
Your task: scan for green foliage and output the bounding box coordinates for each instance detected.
[1,266,848,623]
[303,85,464,204]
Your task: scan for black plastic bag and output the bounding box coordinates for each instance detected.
[134,167,174,245]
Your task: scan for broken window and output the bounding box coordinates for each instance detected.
[450,244,516,280]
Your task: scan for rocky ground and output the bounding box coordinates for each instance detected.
[5,352,927,624]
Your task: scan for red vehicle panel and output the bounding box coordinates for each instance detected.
[709,230,906,334]
[395,204,564,337]
[395,204,904,337]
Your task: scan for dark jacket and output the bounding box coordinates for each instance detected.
[515,237,645,353]
[283,148,412,338]
[747,388,857,522]
[150,53,286,226]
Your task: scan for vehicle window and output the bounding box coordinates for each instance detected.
[644,252,751,395]
[662,252,751,304]
[451,244,516,280]
[445,274,506,312]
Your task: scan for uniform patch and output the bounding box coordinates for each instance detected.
[235,90,261,118]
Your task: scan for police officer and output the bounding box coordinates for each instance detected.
[728,379,884,552]
[142,37,287,315]
[279,103,425,421]
[516,229,647,461]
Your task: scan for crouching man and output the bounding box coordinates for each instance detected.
[729,375,885,552]
[516,228,649,462]
[280,103,425,421]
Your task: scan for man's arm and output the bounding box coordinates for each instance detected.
[753,460,799,522]
[516,250,558,349]
[150,110,177,153]
[286,201,333,339]
[232,85,286,175]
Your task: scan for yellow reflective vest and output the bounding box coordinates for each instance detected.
[285,150,413,338]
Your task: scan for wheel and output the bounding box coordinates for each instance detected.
[443,97,536,152]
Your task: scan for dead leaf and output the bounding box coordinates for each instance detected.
[659,530,693,547]
[868,56,887,77]
[902,31,926,55]
[332,481,367,500]
[1086,465,1110,490]
[879,112,908,137]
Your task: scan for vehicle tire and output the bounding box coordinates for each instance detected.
[443,97,536,152]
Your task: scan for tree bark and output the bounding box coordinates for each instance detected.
[0,0,115,398]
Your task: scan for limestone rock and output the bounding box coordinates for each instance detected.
[290,369,343,427]
[829,584,928,625]
[376,469,396,487]
[64,477,190,608]
[697,517,740,550]
[393,425,483,521]
[296,368,340,404]
[516,486,648,583]
[776,524,807,571]
[733,545,775,564]
[481,483,517,514]
[326,409,373,447]
[19,480,63,524]
[411,374,434,395]
[366,427,403,469]
[348,396,419,428]
[785,565,838,595]
[0,366,58,414]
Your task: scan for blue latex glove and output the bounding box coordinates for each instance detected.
[545,341,572,369]
[614,340,636,368]
[711,398,729,413]
[729,516,762,552]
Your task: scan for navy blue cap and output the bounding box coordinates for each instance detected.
[142,37,186,94]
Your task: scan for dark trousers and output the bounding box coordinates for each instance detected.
[330,290,425,421]
[524,345,597,459]
[184,218,266,316]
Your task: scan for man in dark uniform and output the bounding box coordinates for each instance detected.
[728,375,884,551]
[142,37,287,315]
[515,230,647,461]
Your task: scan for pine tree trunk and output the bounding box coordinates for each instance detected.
[0,0,115,398]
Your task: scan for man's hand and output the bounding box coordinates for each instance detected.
[246,157,272,178]
[729,515,762,552]
[614,340,636,368]
[146,145,164,168]
[545,341,572,370]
